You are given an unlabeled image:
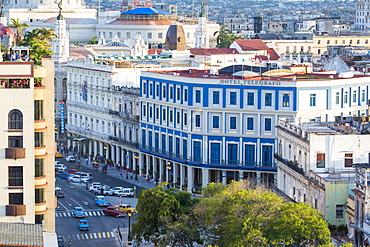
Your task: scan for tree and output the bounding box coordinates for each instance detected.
[131,186,197,245]
[87,36,98,45]
[213,25,231,48]
[9,18,30,46]
[21,28,56,65]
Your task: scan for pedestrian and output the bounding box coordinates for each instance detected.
[126,172,129,180]
[120,171,123,179]
[130,174,133,179]
[85,182,89,190]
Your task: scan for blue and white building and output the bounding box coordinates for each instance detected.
[139,70,297,191]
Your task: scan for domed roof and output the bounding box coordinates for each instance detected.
[0,24,14,38]
[165,22,186,51]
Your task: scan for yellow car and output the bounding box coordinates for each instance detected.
[55,152,63,158]
[115,204,136,214]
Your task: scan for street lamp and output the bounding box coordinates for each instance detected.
[134,154,139,180]
[127,210,132,242]
[103,145,108,162]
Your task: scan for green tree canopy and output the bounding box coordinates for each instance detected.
[9,18,30,46]
[213,25,243,48]
[21,28,56,65]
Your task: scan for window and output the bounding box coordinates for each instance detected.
[195,115,201,127]
[163,86,166,98]
[230,117,237,129]
[247,117,254,130]
[34,100,43,121]
[336,92,340,105]
[344,92,348,104]
[353,90,357,103]
[162,109,166,121]
[176,137,180,155]
[228,143,238,165]
[362,90,366,102]
[283,94,289,107]
[184,89,188,101]
[195,90,201,103]
[262,145,273,167]
[265,93,272,106]
[310,94,316,106]
[336,205,344,218]
[177,88,180,100]
[169,136,173,154]
[155,133,159,149]
[230,92,237,105]
[156,108,159,120]
[213,116,220,128]
[161,134,166,152]
[8,109,23,129]
[148,32,152,39]
[9,193,23,205]
[245,144,255,166]
[149,84,153,96]
[247,92,254,105]
[156,85,159,97]
[142,130,146,146]
[193,141,201,162]
[317,153,325,168]
[210,143,221,164]
[184,113,187,125]
[35,188,44,204]
[142,105,146,116]
[265,118,272,131]
[176,112,180,124]
[345,153,353,167]
[9,136,23,148]
[148,131,153,148]
[169,110,173,122]
[126,33,131,38]
[34,132,43,147]
[170,87,173,99]
[183,139,187,159]
[9,166,23,186]
[158,33,163,39]
[213,91,220,104]
[35,159,44,177]
[149,106,153,118]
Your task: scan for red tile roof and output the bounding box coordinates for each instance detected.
[109,20,173,25]
[148,49,163,55]
[69,46,97,58]
[190,48,239,55]
[234,39,269,51]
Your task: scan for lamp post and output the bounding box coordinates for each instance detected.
[127,210,132,242]
[166,161,172,187]
[76,138,83,183]
[103,145,108,162]
[134,154,139,180]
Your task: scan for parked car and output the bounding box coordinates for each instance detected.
[72,207,85,218]
[75,172,93,181]
[55,164,67,173]
[57,236,64,247]
[104,187,125,196]
[93,186,111,195]
[116,188,134,198]
[58,173,72,179]
[55,187,65,198]
[94,196,109,207]
[66,156,76,162]
[68,175,88,183]
[115,204,136,214]
[79,219,89,231]
[102,206,126,217]
[68,169,78,174]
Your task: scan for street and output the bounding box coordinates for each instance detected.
[55,156,144,247]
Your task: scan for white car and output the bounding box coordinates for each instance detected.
[104,187,125,196]
[68,175,88,183]
[66,156,76,162]
[55,164,67,173]
[75,172,93,181]
[116,188,134,198]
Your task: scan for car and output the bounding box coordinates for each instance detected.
[68,175,88,183]
[58,172,72,179]
[72,207,85,218]
[57,236,64,247]
[75,172,93,181]
[88,185,101,192]
[116,188,134,198]
[104,187,125,196]
[94,187,110,195]
[79,219,89,231]
[55,152,63,158]
[55,187,65,198]
[67,169,78,174]
[94,195,109,207]
[55,164,67,173]
[66,156,76,162]
[115,204,136,214]
[102,206,126,218]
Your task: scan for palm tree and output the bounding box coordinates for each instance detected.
[9,18,30,46]
[213,25,231,48]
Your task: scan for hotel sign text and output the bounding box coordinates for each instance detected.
[219,79,282,86]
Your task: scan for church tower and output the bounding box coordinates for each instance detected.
[195,2,209,49]
[52,3,69,63]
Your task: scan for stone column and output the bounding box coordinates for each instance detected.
[222,170,227,185]
[202,168,209,187]
[188,166,194,192]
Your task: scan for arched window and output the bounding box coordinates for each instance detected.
[8,110,23,129]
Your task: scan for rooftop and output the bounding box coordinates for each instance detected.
[0,222,43,246]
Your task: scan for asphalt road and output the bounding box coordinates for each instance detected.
[55,157,142,247]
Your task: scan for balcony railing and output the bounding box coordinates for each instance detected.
[5,148,25,159]
[0,78,31,89]
[139,144,276,167]
[109,136,138,148]
[274,154,305,176]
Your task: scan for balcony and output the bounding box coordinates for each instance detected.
[34,86,45,100]
[34,119,46,131]
[109,136,138,148]
[35,201,47,214]
[0,78,31,89]
[109,109,120,117]
[5,148,25,159]
[34,146,47,158]
[6,205,26,216]
[34,175,47,188]
[274,154,305,176]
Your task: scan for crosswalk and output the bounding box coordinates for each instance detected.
[56,210,105,218]
[59,231,127,241]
